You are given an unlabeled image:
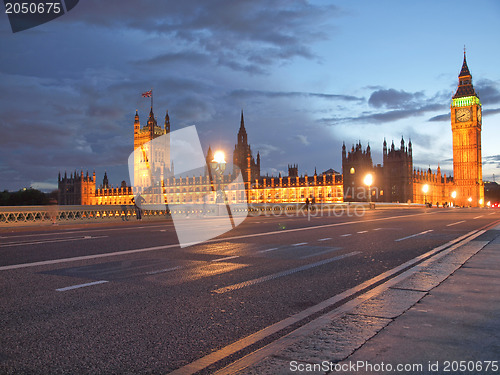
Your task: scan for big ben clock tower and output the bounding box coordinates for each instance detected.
[450,51,484,207]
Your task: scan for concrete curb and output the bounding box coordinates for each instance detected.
[216,227,499,375]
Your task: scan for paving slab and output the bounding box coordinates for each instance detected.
[227,232,500,375]
[342,236,500,375]
[349,288,427,319]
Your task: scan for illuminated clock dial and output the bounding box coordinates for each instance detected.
[456,108,472,122]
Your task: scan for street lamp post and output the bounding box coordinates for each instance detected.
[422,184,429,207]
[363,173,373,208]
[210,151,226,204]
[451,191,457,207]
[468,196,472,207]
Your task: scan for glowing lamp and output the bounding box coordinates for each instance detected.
[212,151,226,164]
[363,173,373,187]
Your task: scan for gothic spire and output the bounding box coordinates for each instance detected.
[453,50,478,99]
[164,110,170,134]
[237,110,248,145]
[459,49,471,78]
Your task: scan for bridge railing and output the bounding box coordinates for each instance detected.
[0,205,168,226]
[0,202,426,227]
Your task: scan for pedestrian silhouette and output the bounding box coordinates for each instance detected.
[131,194,144,220]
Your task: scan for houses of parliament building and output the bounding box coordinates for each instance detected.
[58,53,485,208]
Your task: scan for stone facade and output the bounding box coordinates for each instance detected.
[58,54,485,207]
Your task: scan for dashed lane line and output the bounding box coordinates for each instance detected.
[473,215,484,219]
[357,231,368,234]
[317,237,332,241]
[212,251,361,294]
[145,266,182,275]
[173,228,489,375]
[340,234,352,237]
[298,247,342,260]
[446,220,466,227]
[394,229,433,242]
[211,256,240,262]
[0,235,108,248]
[0,211,445,271]
[292,242,308,246]
[257,248,279,253]
[56,280,108,292]
[0,224,174,239]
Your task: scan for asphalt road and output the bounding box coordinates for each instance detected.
[0,207,499,374]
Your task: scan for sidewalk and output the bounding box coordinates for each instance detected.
[227,224,500,375]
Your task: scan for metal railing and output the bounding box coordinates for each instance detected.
[0,205,169,226]
[0,202,426,227]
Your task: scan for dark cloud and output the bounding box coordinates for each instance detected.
[483,155,500,165]
[137,52,211,67]
[320,103,446,125]
[67,0,338,74]
[229,89,363,102]
[476,80,500,105]
[368,89,424,109]
[484,108,500,116]
[428,113,450,122]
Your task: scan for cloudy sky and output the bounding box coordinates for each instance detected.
[1,0,500,191]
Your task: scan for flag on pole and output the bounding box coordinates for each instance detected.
[142,89,152,98]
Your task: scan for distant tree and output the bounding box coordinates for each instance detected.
[0,188,52,206]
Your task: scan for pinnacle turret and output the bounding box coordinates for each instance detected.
[453,51,478,99]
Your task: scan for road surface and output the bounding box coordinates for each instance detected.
[0,207,498,373]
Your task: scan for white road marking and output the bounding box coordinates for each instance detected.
[0,212,444,271]
[299,247,341,259]
[212,255,240,262]
[395,229,433,242]
[373,228,383,231]
[446,220,466,227]
[357,231,368,234]
[473,215,483,219]
[56,280,108,292]
[340,234,352,237]
[174,229,486,375]
[317,238,331,241]
[0,224,173,239]
[489,212,496,215]
[292,242,308,246]
[145,266,182,275]
[0,236,108,248]
[258,247,279,253]
[213,251,361,294]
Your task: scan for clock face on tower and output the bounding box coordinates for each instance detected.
[455,108,472,122]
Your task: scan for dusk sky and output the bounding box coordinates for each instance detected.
[1,0,500,192]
